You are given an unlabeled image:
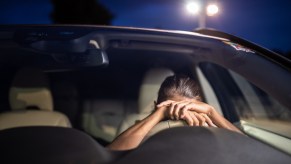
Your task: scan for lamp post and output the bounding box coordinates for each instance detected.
[186,0,219,28]
[198,0,206,28]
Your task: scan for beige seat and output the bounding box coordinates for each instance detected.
[0,68,71,130]
[82,99,125,142]
[117,68,176,135]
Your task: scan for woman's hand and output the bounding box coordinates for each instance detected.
[158,99,215,117]
[180,111,216,127]
[156,100,216,127]
[157,99,242,134]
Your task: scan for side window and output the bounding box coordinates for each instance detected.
[199,62,291,138]
[229,69,291,153]
[199,63,246,122]
[229,70,291,121]
[196,66,223,116]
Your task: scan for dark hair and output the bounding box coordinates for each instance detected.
[156,75,201,104]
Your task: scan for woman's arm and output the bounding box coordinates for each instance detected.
[158,100,242,133]
[107,106,166,150]
[188,100,242,133]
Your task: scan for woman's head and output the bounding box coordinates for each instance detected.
[156,75,202,104]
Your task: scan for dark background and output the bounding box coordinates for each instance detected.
[0,0,290,57]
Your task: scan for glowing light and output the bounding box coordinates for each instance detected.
[207,4,219,16]
[186,2,200,14]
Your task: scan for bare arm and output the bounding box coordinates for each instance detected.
[189,100,242,133]
[158,99,242,133]
[108,99,241,150]
[107,107,166,150]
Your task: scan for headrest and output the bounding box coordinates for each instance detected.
[138,68,174,114]
[9,68,53,111]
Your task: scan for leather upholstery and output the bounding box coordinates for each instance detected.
[138,68,174,114]
[0,111,71,130]
[9,68,53,111]
[0,68,71,130]
[117,68,174,135]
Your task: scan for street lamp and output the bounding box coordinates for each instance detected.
[186,2,200,14]
[186,0,219,28]
[207,4,219,16]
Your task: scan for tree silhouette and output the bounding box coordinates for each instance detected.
[50,0,113,25]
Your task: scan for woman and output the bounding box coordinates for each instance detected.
[107,75,242,150]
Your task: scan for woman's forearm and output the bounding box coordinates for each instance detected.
[158,99,242,133]
[107,109,164,150]
[208,107,242,133]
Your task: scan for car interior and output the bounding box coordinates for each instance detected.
[0,26,290,163]
[0,68,71,130]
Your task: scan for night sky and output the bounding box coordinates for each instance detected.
[0,0,290,53]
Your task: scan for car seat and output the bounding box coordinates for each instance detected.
[0,68,71,130]
[116,68,175,135]
[82,99,125,143]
